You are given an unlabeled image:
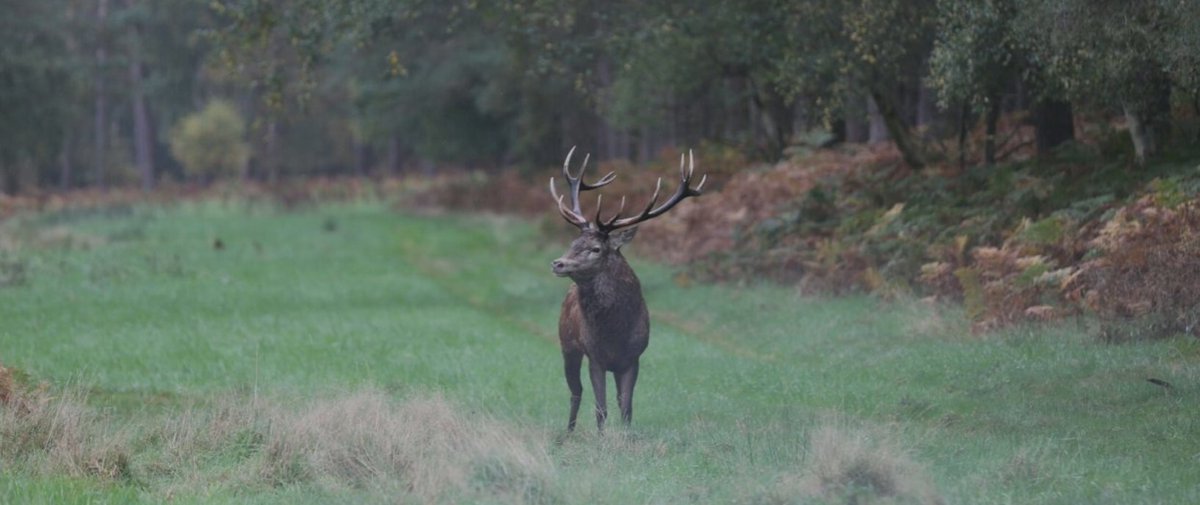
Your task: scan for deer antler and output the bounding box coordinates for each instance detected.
[549,147,705,231]
[595,149,706,232]
[549,146,615,229]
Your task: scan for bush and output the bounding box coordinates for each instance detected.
[1078,198,1200,341]
[168,100,251,181]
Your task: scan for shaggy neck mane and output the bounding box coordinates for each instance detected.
[573,252,637,310]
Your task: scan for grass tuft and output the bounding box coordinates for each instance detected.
[0,385,134,483]
[771,420,943,505]
[259,389,555,503]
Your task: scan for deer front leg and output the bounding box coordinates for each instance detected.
[563,351,584,432]
[616,361,639,426]
[588,360,608,432]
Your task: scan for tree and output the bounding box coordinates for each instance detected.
[763,0,940,168]
[929,0,1019,165]
[169,100,250,181]
[1014,0,1173,165]
[0,0,74,194]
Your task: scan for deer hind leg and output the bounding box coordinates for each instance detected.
[563,351,584,432]
[616,361,639,426]
[588,360,608,432]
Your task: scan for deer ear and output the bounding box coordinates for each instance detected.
[609,226,638,249]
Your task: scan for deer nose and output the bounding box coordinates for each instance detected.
[552,260,565,270]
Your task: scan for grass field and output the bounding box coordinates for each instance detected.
[1,200,1197,504]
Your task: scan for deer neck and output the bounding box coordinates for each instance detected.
[573,254,642,313]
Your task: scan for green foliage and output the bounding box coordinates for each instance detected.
[0,0,74,181]
[954,267,985,321]
[1019,216,1067,246]
[928,0,1020,110]
[355,32,514,165]
[1012,0,1178,105]
[168,100,250,180]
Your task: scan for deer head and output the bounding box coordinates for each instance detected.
[548,147,706,280]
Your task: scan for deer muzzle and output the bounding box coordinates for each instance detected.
[551,258,574,277]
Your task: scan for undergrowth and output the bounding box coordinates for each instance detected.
[412,142,1200,337]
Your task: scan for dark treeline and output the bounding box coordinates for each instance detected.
[2,0,1198,194]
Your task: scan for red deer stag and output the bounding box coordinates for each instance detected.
[549,147,705,432]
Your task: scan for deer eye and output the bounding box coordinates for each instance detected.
[590,246,602,253]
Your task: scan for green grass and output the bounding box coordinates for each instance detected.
[1,200,1197,504]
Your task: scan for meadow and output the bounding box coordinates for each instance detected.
[1,200,1197,504]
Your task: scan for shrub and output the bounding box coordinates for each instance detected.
[1078,198,1200,341]
[169,99,251,181]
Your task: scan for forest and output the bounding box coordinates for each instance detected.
[2,0,1198,189]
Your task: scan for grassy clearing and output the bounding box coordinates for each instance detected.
[0,201,1197,504]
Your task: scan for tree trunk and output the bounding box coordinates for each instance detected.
[130,58,155,190]
[751,85,794,160]
[916,82,938,136]
[984,96,1001,165]
[844,95,867,143]
[93,0,109,189]
[637,126,653,164]
[265,120,279,184]
[867,95,889,143]
[1124,105,1156,166]
[2,162,19,195]
[869,85,926,170]
[385,135,401,175]
[958,103,969,170]
[1122,68,1172,166]
[60,135,73,190]
[1032,98,1074,155]
[353,141,367,177]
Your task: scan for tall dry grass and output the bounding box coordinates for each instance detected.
[0,384,133,481]
[769,419,944,505]
[257,390,555,502]
[1,383,556,504]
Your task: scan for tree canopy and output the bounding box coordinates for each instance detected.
[0,0,1198,193]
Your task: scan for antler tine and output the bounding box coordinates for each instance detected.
[600,151,705,232]
[562,145,577,173]
[687,150,707,191]
[639,177,664,216]
[575,153,618,191]
[586,170,618,189]
[555,147,616,222]
[550,182,589,228]
[596,195,627,227]
[567,151,585,216]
